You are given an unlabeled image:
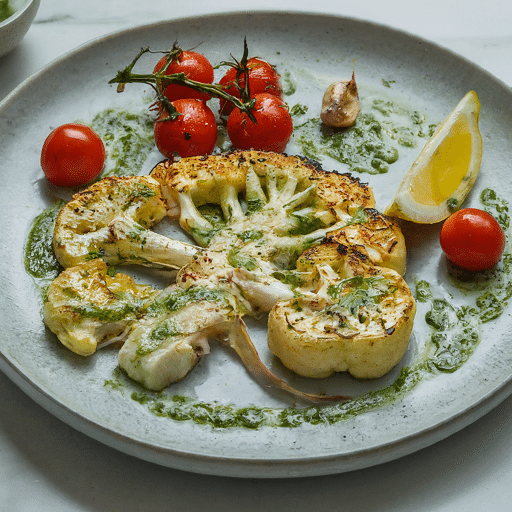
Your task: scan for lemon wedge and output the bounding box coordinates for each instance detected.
[384,91,482,223]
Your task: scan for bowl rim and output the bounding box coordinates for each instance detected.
[0,0,37,29]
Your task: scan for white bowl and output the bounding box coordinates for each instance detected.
[0,0,40,58]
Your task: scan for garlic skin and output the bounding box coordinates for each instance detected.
[320,72,360,128]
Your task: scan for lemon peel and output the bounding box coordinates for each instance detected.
[384,91,482,223]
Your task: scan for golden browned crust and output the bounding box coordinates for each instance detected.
[150,150,375,216]
[297,208,407,275]
[52,175,168,268]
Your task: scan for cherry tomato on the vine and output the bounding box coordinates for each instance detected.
[440,208,506,271]
[41,123,105,188]
[219,58,282,116]
[154,99,217,159]
[227,93,293,153]
[153,50,214,102]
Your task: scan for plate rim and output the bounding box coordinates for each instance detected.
[2,10,512,478]
[3,345,511,477]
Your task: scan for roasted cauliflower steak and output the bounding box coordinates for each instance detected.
[44,150,416,400]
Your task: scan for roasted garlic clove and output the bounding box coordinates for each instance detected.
[320,72,360,128]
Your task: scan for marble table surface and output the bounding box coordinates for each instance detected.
[1,0,512,510]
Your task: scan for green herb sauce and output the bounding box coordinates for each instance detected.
[289,103,308,116]
[24,202,64,286]
[145,286,228,318]
[481,188,510,229]
[0,0,14,23]
[246,197,267,214]
[382,79,396,88]
[286,210,326,236]
[271,269,307,290]
[236,230,264,242]
[91,108,155,177]
[227,247,258,271]
[72,295,148,323]
[345,206,370,227]
[281,70,298,96]
[327,275,390,314]
[136,320,182,356]
[414,280,433,303]
[198,204,227,229]
[292,99,437,174]
[189,204,228,246]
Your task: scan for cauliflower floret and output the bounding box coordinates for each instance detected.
[118,286,235,390]
[268,261,416,379]
[151,149,376,242]
[53,175,198,269]
[43,260,156,356]
[296,208,407,276]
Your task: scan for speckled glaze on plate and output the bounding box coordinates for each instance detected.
[1,12,512,478]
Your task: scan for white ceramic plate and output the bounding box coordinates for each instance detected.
[2,12,512,478]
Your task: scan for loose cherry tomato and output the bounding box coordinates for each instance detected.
[41,123,105,188]
[440,208,506,271]
[227,93,293,153]
[219,58,282,116]
[154,99,217,158]
[153,50,214,102]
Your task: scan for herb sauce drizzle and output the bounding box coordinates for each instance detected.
[91,108,155,177]
[24,201,64,292]
[292,98,437,174]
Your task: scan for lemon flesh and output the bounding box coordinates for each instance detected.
[385,91,482,223]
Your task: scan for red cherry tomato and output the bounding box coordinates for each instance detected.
[41,123,105,188]
[154,99,217,158]
[440,208,506,271]
[153,50,214,102]
[227,93,293,153]
[219,58,282,116]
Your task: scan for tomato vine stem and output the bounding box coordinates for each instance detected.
[109,42,257,123]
